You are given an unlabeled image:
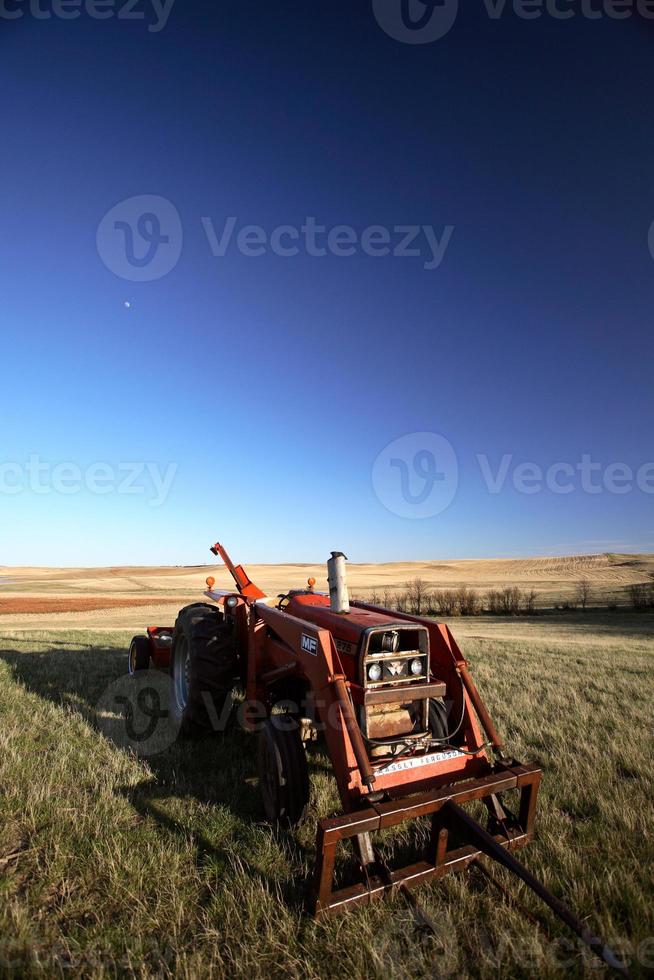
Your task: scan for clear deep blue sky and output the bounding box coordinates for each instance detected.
[1,2,653,565]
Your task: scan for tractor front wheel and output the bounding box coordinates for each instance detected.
[170,603,237,736]
[128,635,151,674]
[257,717,310,825]
[428,697,449,741]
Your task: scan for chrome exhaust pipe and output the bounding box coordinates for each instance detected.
[327,551,350,614]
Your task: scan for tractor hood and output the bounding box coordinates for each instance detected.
[285,592,407,652]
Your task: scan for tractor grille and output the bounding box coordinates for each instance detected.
[362,626,430,688]
[363,652,429,687]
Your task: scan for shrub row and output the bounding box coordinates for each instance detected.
[627,582,654,610]
[359,576,654,614]
[364,580,537,616]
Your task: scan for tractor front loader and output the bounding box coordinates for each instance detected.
[128,543,627,975]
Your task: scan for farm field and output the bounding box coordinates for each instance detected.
[0,611,652,978]
[1,551,653,630]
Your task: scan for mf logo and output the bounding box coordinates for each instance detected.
[372,0,458,44]
[387,660,404,676]
[301,633,318,656]
[96,194,183,282]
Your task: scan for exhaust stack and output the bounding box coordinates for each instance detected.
[327,551,350,614]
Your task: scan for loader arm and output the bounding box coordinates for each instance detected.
[210,541,266,599]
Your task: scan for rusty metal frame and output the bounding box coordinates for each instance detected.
[364,680,446,705]
[312,762,541,916]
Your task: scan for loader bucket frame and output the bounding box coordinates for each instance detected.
[313,761,541,915]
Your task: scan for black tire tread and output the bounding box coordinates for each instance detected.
[258,718,310,825]
[171,603,236,735]
[129,635,151,673]
[428,697,449,741]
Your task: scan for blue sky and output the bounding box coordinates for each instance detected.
[1,3,653,565]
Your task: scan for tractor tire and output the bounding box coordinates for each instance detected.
[428,697,450,742]
[128,635,151,674]
[257,716,310,825]
[170,603,237,737]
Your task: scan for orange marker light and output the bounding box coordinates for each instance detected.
[206,576,216,589]
[308,577,316,588]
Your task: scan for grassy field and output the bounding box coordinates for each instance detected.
[1,614,653,978]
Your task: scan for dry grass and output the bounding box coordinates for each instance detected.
[0,615,653,978]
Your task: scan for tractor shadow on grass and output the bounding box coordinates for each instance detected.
[119,778,312,914]
[0,640,314,913]
[0,640,127,725]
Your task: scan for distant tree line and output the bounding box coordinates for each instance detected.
[627,579,654,610]
[362,580,537,617]
[357,574,654,615]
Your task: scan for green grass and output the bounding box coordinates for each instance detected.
[0,618,653,978]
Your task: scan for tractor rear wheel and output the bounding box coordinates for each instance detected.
[128,635,151,674]
[257,717,310,825]
[170,603,237,736]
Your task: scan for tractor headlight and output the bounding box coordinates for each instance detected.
[367,662,382,682]
[410,657,423,676]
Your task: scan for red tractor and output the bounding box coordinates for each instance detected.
[127,543,625,972]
